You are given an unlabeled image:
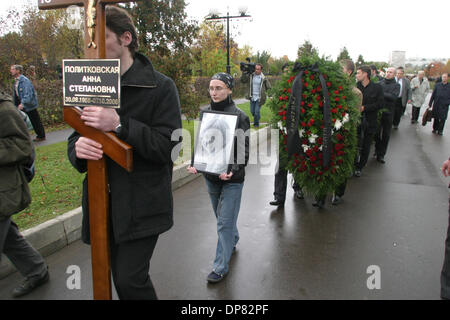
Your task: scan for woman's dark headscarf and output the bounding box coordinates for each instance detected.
[211,72,234,89]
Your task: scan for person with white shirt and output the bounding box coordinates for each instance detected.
[241,64,271,128]
[393,67,412,129]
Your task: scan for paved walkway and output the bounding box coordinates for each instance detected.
[1,105,449,299]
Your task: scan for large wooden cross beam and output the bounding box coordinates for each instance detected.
[38,0,137,300]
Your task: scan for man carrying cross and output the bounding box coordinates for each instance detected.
[67,6,182,299]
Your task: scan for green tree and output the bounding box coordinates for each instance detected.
[127,0,200,119]
[0,5,83,89]
[252,50,271,73]
[356,54,365,66]
[297,40,318,59]
[191,21,240,76]
[337,47,351,61]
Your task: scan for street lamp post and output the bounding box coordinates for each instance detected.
[205,8,251,74]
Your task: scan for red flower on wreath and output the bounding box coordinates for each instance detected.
[306,149,313,157]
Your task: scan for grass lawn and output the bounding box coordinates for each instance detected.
[13,101,274,230]
[237,101,273,127]
[14,141,84,230]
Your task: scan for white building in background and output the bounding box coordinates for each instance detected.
[390,51,406,68]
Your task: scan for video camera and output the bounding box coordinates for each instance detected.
[240,57,256,74]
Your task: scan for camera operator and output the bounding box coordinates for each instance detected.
[240,61,271,128]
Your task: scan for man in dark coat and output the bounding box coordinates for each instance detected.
[393,66,412,129]
[375,67,400,163]
[354,65,384,177]
[429,73,450,135]
[67,6,182,300]
[0,91,49,298]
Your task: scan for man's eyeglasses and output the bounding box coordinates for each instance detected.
[209,86,226,92]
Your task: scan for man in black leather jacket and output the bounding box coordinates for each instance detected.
[354,65,384,177]
[375,67,400,163]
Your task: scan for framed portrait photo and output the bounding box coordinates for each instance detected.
[192,110,239,175]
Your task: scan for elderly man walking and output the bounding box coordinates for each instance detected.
[10,65,46,142]
[410,71,430,124]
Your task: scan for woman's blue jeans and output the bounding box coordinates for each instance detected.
[204,178,244,276]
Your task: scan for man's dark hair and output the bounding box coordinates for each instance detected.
[256,63,263,70]
[358,65,371,79]
[340,59,355,75]
[370,64,377,72]
[106,5,139,56]
[397,66,404,71]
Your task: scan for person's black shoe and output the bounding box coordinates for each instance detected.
[331,194,341,205]
[393,126,398,130]
[12,270,49,298]
[376,156,385,164]
[269,200,284,207]
[438,131,443,136]
[312,198,325,208]
[33,137,46,142]
[354,170,361,177]
[294,189,304,200]
[207,271,225,283]
[432,130,437,134]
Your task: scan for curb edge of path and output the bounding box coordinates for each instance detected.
[0,126,272,279]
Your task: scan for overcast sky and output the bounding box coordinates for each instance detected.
[2,0,449,62]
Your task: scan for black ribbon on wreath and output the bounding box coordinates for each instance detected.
[286,62,332,168]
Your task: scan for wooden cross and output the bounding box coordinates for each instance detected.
[38,0,136,300]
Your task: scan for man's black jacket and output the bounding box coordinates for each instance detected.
[357,81,384,133]
[379,78,400,113]
[67,53,182,244]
